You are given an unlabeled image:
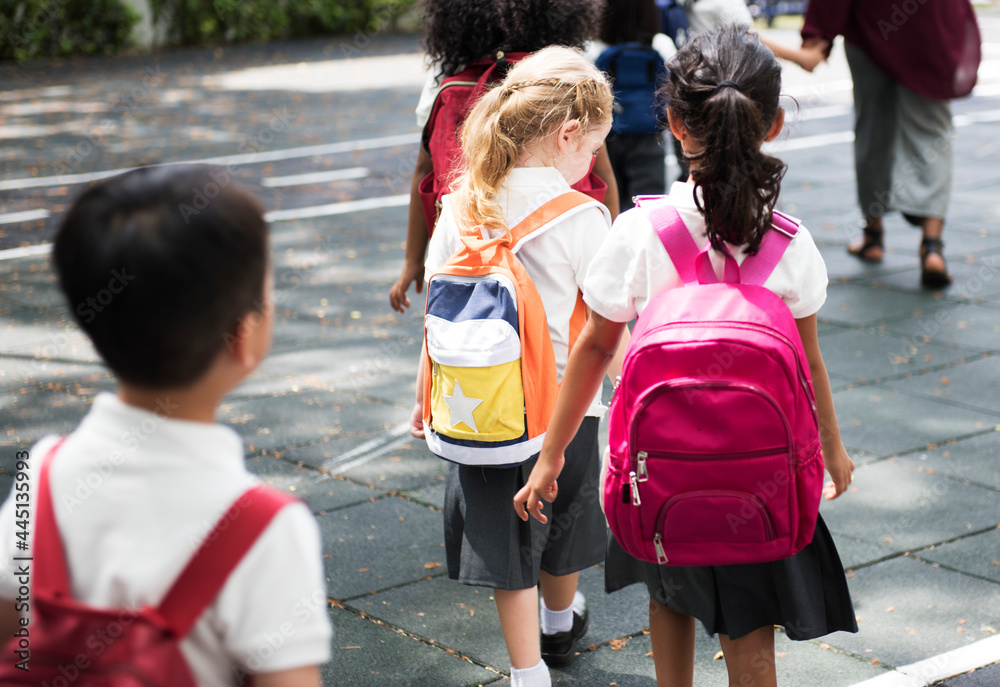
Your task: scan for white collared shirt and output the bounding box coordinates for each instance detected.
[425,166,612,414]
[583,181,829,323]
[0,393,332,685]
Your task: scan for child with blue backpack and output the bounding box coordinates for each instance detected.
[594,0,668,212]
[409,46,619,687]
[515,27,857,687]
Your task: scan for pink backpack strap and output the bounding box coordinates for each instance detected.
[34,438,71,599]
[738,210,801,286]
[157,485,298,638]
[636,198,701,286]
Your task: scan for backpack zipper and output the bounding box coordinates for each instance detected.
[628,378,793,477]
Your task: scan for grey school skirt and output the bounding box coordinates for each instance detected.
[444,417,606,590]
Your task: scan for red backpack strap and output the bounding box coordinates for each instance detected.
[738,211,801,286]
[157,486,298,638]
[34,438,71,599]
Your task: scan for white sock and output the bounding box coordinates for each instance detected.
[540,595,576,635]
[571,590,586,617]
[511,659,551,687]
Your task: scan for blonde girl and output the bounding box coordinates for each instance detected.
[409,46,616,687]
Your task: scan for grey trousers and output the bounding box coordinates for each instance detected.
[845,43,953,221]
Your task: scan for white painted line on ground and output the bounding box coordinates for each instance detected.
[321,423,413,474]
[262,167,369,188]
[0,209,49,225]
[848,634,1000,687]
[953,108,1000,126]
[264,194,409,222]
[768,130,855,153]
[0,132,420,191]
[0,243,51,261]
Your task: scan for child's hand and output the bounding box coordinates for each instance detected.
[513,452,565,523]
[390,262,424,313]
[408,402,425,439]
[821,442,855,500]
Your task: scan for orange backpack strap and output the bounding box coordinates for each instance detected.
[508,191,598,250]
[508,191,601,354]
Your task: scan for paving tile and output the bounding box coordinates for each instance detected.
[887,356,1000,415]
[894,430,1000,490]
[833,385,998,457]
[323,606,496,687]
[820,327,976,384]
[871,252,1000,302]
[218,388,400,452]
[0,307,97,363]
[0,358,112,395]
[245,453,378,513]
[917,529,1000,584]
[317,496,445,600]
[824,557,1000,667]
[337,437,448,494]
[820,460,1000,553]
[0,388,92,456]
[941,661,1000,686]
[886,302,1000,352]
[276,425,410,470]
[819,283,953,327]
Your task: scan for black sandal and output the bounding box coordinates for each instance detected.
[847,225,884,263]
[920,237,953,288]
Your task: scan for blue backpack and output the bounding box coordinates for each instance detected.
[656,0,691,49]
[595,42,666,136]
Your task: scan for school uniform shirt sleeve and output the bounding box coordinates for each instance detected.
[567,206,613,292]
[583,207,678,323]
[424,196,462,281]
[215,503,333,674]
[762,223,829,319]
[415,71,443,129]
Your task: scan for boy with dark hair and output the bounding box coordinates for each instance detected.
[0,165,332,685]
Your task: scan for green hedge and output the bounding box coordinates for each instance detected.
[152,0,416,46]
[0,0,139,60]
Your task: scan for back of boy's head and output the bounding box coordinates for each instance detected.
[422,0,604,78]
[452,45,613,233]
[664,25,787,254]
[599,0,659,46]
[53,165,268,389]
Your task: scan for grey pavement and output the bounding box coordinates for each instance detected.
[2,11,1000,687]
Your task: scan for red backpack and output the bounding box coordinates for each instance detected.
[0,440,296,686]
[418,52,608,232]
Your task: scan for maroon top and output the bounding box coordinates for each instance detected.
[802,0,981,101]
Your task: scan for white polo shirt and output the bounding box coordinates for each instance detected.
[0,393,332,685]
[425,166,612,415]
[583,181,828,323]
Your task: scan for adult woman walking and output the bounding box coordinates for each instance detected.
[798,0,981,288]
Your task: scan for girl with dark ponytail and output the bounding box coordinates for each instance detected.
[516,26,858,686]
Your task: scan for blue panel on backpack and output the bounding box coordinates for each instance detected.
[427,278,519,332]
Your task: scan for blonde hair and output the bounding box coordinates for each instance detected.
[451,45,613,235]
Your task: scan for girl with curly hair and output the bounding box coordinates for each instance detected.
[389,0,620,313]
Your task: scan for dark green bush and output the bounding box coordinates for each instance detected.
[0,0,139,61]
[152,0,416,46]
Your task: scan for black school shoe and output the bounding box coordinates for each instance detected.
[540,607,589,668]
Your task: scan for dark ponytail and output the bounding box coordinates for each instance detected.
[663,25,787,254]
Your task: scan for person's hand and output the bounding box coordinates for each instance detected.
[408,402,425,439]
[389,262,425,313]
[513,452,564,523]
[797,43,827,73]
[821,441,855,500]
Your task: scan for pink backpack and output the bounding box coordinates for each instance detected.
[603,197,824,567]
[0,439,296,686]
